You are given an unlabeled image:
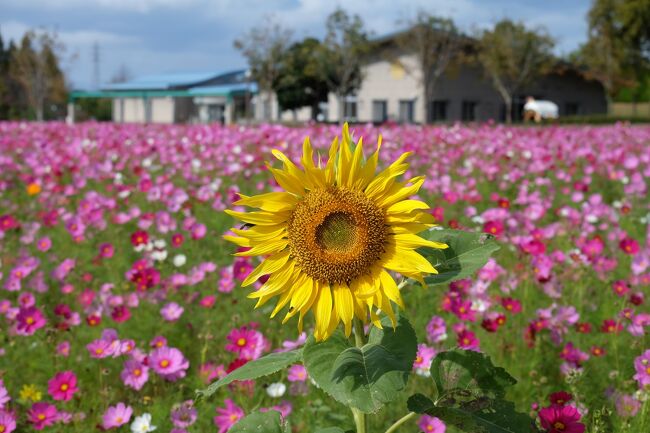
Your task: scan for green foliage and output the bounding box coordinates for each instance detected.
[317,7,370,99]
[230,410,290,433]
[303,316,417,414]
[478,19,555,123]
[197,349,302,399]
[421,229,500,285]
[408,349,537,433]
[275,38,329,115]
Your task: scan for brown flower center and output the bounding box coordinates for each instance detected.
[288,187,387,284]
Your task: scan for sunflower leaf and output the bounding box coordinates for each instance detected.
[407,350,537,433]
[407,394,537,433]
[196,349,302,399]
[430,349,517,401]
[421,229,500,285]
[230,410,290,433]
[303,315,417,413]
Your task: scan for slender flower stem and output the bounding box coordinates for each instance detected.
[351,318,367,433]
[384,412,417,433]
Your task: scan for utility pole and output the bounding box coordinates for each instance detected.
[92,41,100,89]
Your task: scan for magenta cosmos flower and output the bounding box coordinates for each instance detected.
[418,414,446,432]
[47,370,78,401]
[149,346,189,381]
[538,405,585,433]
[28,402,58,430]
[225,326,265,360]
[633,349,650,388]
[287,364,307,383]
[15,306,46,335]
[0,379,10,408]
[102,402,133,429]
[0,410,17,433]
[120,359,149,390]
[213,399,244,433]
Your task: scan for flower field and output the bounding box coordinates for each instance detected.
[0,121,649,432]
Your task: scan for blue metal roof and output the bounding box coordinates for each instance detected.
[189,82,258,96]
[101,70,247,91]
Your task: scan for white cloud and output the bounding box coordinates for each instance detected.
[1,0,202,13]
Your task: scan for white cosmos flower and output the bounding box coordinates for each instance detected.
[173,254,187,267]
[266,382,286,398]
[131,413,156,433]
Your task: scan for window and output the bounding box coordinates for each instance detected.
[429,100,448,122]
[461,101,478,121]
[343,98,357,120]
[372,100,388,123]
[565,102,580,116]
[398,100,415,123]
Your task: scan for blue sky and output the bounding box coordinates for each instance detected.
[0,0,592,90]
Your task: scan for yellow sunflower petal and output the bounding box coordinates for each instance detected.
[333,283,354,336]
[241,250,291,287]
[235,192,298,212]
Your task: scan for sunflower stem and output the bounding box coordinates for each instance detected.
[351,318,367,433]
[384,412,417,433]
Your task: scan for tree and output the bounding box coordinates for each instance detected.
[478,20,555,123]
[234,16,293,121]
[575,0,650,109]
[318,8,370,123]
[571,0,628,109]
[395,12,462,123]
[9,30,67,121]
[275,37,329,120]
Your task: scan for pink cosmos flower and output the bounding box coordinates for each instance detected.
[538,405,585,433]
[171,400,197,428]
[457,330,479,350]
[120,359,149,390]
[225,326,265,360]
[36,237,52,252]
[149,346,189,381]
[102,402,132,429]
[161,302,184,321]
[413,344,436,376]
[287,364,307,382]
[426,316,447,343]
[619,237,640,255]
[418,414,446,432]
[150,336,167,349]
[232,258,253,281]
[501,297,522,314]
[28,402,58,430]
[98,243,115,258]
[260,401,292,419]
[15,306,46,335]
[0,410,16,433]
[615,394,640,417]
[213,399,244,433]
[56,341,71,357]
[47,371,78,401]
[633,349,650,388]
[0,380,9,408]
[549,391,572,406]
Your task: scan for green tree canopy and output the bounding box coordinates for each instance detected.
[478,19,555,123]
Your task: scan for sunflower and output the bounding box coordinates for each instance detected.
[224,124,447,341]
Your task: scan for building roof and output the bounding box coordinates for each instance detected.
[70,69,256,100]
[100,69,251,91]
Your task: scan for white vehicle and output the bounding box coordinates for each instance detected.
[523,97,559,122]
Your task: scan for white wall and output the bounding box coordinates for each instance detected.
[150,97,174,123]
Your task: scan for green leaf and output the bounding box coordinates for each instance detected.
[230,410,289,433]
[303,315,417,413]
[431,349,517,402]
[408,350,537,433]
[314,428,347,433]
[196,349,302,399]
[421,229,500,285]
[408,394,537,433]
